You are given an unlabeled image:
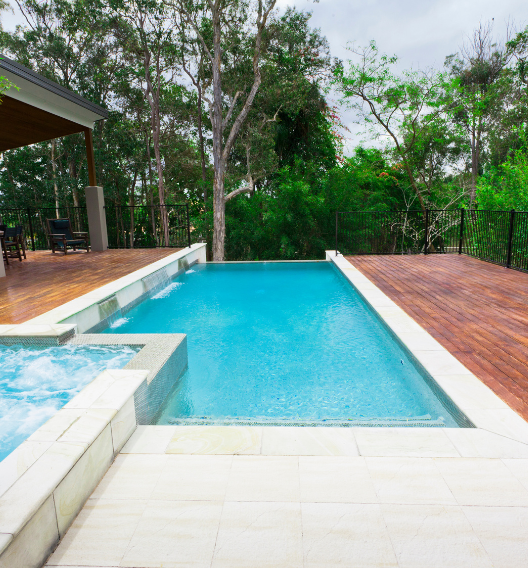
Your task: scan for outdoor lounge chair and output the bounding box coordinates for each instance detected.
[0,225,23,262]
[47,218,90,254]
[15,225,27,259]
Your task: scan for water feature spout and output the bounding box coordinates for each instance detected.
[142,268,171,297]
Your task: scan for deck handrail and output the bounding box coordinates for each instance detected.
[335,208,528,273]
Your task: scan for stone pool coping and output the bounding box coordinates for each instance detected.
[327,251,528,446]
[0,329,187,568]
[2,249,528,567]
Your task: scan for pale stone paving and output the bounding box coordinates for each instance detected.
[45,425,528,568]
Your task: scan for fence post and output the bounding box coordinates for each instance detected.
[424,209,429,254]
[26,207,36,251]
[335,212,338,257]
[458,208,465,255]
[186,204,191,249]
[506,209,515,268]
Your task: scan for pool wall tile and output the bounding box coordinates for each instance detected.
[0,441,53,497]
[56,408,116,446]
[261,427,359,456]
[121,425,177,454]
[0,441,86,535]
[0,324,75,345]
[166,426,263,455]
[26,409,85,443]
[353,428,460,458]
[0,533,12,557]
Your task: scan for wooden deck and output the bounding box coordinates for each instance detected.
[347,254,528,421]
[0,249,179,324]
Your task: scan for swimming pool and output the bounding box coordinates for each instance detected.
[0,343,138,461]
[103,262,464,427]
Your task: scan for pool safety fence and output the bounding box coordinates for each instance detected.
[105,204,191,249]
[335,209,528,272]
[0,205,90,251]
[0,203,192,251]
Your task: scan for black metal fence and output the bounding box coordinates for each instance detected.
[0,203,191,251]
[105,204,191,249]
[336,209,528,272]
[0,206,89,251]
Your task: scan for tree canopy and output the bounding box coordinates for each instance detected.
[1,5,527,258]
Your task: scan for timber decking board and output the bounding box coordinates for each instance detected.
[0,249,179,324]
[347,254,528,421]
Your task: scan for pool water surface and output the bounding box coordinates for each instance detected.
[103,262,461,427]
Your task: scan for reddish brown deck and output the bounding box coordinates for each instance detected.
[0,249,179,324]
[347,254,528,421]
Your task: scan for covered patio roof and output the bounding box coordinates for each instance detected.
[0,54,108,185]
[0,56,110,277]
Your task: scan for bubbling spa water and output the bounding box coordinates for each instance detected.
[0,344,138,461]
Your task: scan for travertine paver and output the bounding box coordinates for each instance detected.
[46,426,528,568]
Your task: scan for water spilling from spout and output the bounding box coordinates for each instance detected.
[98,295,123,328]
[142,268,171,297]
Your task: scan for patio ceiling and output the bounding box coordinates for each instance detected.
[0,54,108,184]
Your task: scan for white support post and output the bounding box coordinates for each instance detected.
[0,249,5,277]
[85,186,108,251]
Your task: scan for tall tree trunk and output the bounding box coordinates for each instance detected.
[470,128,477,206]
[146,136,159,246]
[213,165,226,261]
[211,3,226,261]
[143,47,170,247]
[197,83,207,194]
[51,139,60,218]
[129,170,137,248]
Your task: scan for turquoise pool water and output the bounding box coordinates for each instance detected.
[104,262,461,427]
[0,344,138,461]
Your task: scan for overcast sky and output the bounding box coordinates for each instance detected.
[3,0,528,153]
[276,0,528,151]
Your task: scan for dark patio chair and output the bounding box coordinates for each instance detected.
[0,225,23,262]
[15,225,27,259]
[47,218,90,254]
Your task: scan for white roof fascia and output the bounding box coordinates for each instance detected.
[1,68,104,130]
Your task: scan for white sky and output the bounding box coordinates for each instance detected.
[3,0,528,154]
[277,0,528,153]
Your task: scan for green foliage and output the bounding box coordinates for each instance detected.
[219,148,410,260]
[477,141,528,210]
[0,73,15,102]
[332,41,458,209]
[2,7,528,260]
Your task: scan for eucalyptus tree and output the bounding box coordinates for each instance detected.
[110,0,180,245]
[445,22,511,204]
[333,41,455,211]
[171,0,278,260]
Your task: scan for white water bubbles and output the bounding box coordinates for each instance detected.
[0,344,138,461]
[151,281,184,300]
